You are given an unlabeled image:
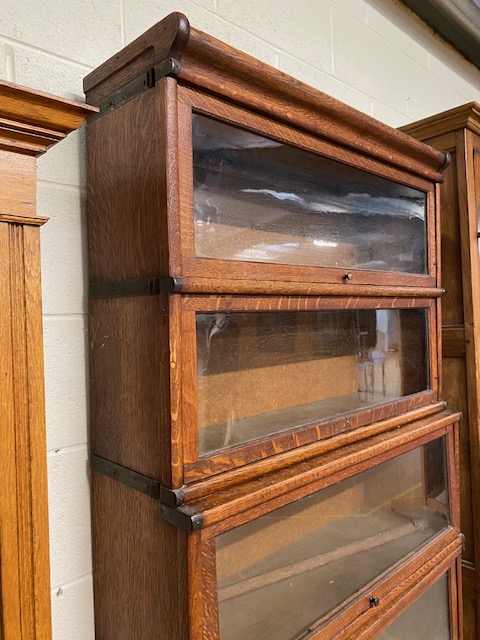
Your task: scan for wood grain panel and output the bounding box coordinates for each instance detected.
[10,224,39,638]
[444,357,473,560]
[89,295,171,481]
[462,561,478,639]
[439,148,464,326]
[92,472,189,639]
[0,223,22,640]
[0,151,35,218]
[0,222,52,639]
[87,88,169,281]
[403,104,480,640]
[443,326,466,357]
[22,225,52,640]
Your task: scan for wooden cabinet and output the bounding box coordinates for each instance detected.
[403,103,480,640]
[84,12,463,639]
[0,81,95,640]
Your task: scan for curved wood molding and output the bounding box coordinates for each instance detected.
[400,101,480,140]
[0,80,98,155]
[84,11,448,182]
[0,82,94,640]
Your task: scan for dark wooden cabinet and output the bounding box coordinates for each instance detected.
[84,12,463,639]
[403,104,480,640]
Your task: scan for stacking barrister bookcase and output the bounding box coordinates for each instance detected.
[84,12,463,639]
[402,105,480,639]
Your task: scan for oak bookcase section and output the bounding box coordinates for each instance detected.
[403,103,480,640]
[0,81,95,640]
[84,12,463,639]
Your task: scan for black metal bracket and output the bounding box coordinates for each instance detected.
[90,276,182,299]
[90,454,185,507]
[159,503,203,533]
[89,57,181,123]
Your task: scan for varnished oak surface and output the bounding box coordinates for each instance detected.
[402,102,480,141]
[84,13,447,183]
[403,105,480,640]
[186,412,460,530]
[0,83,93,640]
[0,79,97,155]
[85,14,460,639]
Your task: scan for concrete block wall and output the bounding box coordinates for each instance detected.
[1,0,479,637]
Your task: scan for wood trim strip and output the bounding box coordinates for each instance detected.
[181,402,446,501]
[180,294,435,312]
[179,84,437,193]
[21,226,52,639]
[185,392,439,483]
[198,411,459,531]
[0,222,23,640]
[180,278,443,298]
[0,213,48,226]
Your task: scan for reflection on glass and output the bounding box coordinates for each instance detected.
[197,308,428,456]
[216,439,449,640]
[193,114,427,273]
[377,573,450,639]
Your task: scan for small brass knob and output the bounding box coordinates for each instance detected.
[343,272,353,281]
[369,596,380,607]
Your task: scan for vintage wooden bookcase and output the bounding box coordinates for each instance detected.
[403,104,480,640]
[84,12,463,639]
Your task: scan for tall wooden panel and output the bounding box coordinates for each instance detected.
[403,103,480,639]
[0,80,95,639]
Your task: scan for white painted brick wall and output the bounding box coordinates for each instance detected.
[1,1,479,637]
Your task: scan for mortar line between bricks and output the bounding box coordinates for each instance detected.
[47,443,88,457]
[37,179,85,192]
[203,12,283,54]
[120,0,126,46]
[0,34,93,71]
[51,572,93,594]
[42,313,86,320]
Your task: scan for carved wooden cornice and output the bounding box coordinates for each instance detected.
[0,80,98,155]
[84,11,449,183]
[401,101,480,140]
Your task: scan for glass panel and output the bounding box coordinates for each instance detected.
[215,439,449,640]
[377,573,450,639]
[193,114,427,273]
[197,308,429,456]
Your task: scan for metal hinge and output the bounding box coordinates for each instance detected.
[89,276,182,299]
[159,503,203,533]
[90,454,184,507]
[89,57,181,123]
